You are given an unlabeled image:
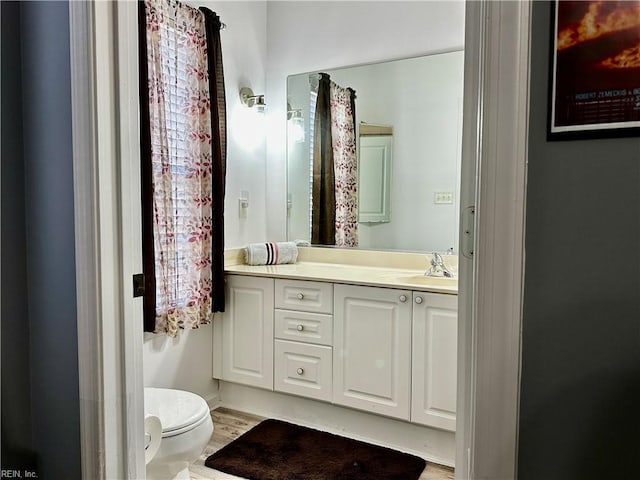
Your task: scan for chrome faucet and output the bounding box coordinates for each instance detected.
[425,252,454,278]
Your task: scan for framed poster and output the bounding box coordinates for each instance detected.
[549,1,640,139]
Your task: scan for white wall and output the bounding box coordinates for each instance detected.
[265,1,466,242]
[142,1,267,403]
[219,1,269,248]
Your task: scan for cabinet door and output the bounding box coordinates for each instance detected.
[333,284,411,420]
[411,292,457,431]
[215,275,274,390]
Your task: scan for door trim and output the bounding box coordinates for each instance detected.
[457,1,531,478]
[69,1,104,478]
[70,1,146,478]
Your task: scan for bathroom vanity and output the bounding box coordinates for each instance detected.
[213,248,458,465]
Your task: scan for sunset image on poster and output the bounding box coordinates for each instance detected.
[551,0,640,137]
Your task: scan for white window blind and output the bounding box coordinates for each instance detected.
[154,16,196,310]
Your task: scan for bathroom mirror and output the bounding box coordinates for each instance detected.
[286,51,464,252]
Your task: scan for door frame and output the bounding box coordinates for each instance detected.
[70,1,146,478]
[457,1,531,478]
[70,1,531,478]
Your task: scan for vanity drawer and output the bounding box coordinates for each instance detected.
[274,340,332,402]
[275,310,333,346]
[275,279,333,314]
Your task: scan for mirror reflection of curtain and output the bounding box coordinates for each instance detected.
[311,73,335,245]
[311,73,358,246]
[330,82,358,247]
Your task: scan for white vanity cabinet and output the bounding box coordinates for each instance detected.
[333,284,412,420]
[214,274,458,430]
[213,275,274,390]
[411,292,458,431]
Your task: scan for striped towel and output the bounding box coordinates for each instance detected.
[245,242,298,266]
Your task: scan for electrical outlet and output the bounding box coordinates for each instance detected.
[434,192,454,204]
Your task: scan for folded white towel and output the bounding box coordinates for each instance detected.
[245,242,298,266]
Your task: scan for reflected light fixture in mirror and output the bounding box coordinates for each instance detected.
[287,102,305,143]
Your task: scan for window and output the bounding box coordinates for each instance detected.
[139,0,226,336]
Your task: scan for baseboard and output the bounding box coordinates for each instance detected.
[216,381,455,468]
[205,392,222,410]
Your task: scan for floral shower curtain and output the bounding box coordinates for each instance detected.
[311,75,358,246]
[139,0,226,336]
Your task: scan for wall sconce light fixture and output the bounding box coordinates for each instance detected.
[239,87,266,112]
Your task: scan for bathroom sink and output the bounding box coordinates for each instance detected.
[388,275,458,288]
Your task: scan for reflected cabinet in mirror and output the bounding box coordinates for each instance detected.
[286,51,464,253]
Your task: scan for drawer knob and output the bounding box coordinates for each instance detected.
[296,324,304,331]
[296,368,304,375]
[297,293,305,300]
[399,294,407,303]
[415,296,423,304]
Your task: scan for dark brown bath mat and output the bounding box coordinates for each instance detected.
[204,418,426,480]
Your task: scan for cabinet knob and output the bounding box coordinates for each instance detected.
[296,324,304,331]
[297,293,304,300]
[399,294,407,303]
[415,296,423,304]
[296,368,304,375]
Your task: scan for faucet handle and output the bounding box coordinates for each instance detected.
[431,252,444,266]
[426,252,454,278]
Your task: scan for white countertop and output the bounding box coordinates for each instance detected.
[225,261,458,295]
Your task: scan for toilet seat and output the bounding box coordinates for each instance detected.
[144,387,211,438]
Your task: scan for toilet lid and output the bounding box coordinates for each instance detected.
[144,388,210,436]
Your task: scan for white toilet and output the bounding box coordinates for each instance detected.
[144,387,214,480]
